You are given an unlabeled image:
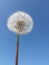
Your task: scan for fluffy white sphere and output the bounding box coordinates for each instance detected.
[7,11,34,34]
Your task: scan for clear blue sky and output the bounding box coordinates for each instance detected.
[0,0,49,65]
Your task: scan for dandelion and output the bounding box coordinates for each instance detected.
[7,11,34,65]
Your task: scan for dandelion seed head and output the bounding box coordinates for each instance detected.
[7,11,34,34]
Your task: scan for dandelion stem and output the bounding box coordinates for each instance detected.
[16,34,20,65]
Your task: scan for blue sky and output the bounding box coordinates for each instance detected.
[0,0,49,65]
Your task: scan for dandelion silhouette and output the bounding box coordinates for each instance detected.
[7,11,34,65]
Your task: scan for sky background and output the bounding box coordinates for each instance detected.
[0,0,49,65]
